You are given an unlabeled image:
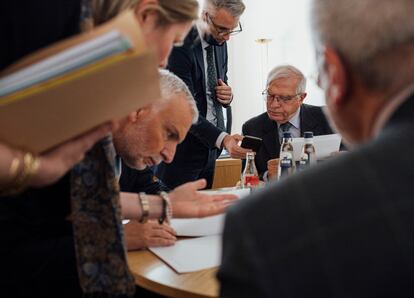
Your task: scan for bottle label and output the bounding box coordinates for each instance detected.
[280,151,293,161]
[279,156,293,178]
[244,174,260,187]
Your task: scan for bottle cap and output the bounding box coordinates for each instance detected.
[304,132,314,138]
[282,132,292,139]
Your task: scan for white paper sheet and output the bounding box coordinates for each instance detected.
[149,235,221,273]
[171,187,251,237]
[171,215,225,237]
[291,133,342,161]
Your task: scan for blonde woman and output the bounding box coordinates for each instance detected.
[1,1,235,298]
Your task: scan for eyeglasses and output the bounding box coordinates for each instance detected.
[206,13,243,36]
[262,90,302,103]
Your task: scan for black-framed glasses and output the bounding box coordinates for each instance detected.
[262,90,302,103]
[206,13,242,36]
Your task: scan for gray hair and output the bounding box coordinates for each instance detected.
[204,0,246,17]
[266,65,307,94]
[159,69,199,124]
[311,0,414,91]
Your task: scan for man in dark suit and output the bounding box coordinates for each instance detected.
[218,0,414,296]
[242,65,333,178]
[155,0,249,189]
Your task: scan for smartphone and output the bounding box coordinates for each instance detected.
[241,135,263,152]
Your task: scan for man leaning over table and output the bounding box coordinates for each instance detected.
[114,69,213,250]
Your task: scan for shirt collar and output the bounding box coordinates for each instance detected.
[196,23,210,50]
[278,106,301,129]
[372,83,414,137]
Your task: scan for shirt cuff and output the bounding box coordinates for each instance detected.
[216,132,229,149]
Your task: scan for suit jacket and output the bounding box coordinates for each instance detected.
[119,162,170,195]
[242,104,333,177]
[155,26,231,187]
[169,26,231,144]
[218,94,414,297]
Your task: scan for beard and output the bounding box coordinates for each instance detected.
[204,32,225,47]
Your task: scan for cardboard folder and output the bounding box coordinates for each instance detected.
[0,10,160,153]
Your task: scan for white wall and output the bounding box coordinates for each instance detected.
[224,0,325,134]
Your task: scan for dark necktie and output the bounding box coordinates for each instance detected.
[279,122,292,142]
[71,136,135,297]
[206,45,225,130]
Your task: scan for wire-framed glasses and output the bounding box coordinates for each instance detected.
[262,90,302,103]
[206,13,242,36]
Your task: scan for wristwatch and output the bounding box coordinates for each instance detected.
[158,191,173,224]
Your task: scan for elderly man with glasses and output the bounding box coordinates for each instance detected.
[242,65,333,179]
[154,0,249,189]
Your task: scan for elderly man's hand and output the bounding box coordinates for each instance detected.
[222,134,251,159]
[124,220,176,251]
[215,79,233,105]
[169,179,237,218]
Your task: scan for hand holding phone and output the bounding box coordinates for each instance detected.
[240,135,263,152]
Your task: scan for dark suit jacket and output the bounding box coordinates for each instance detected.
[119,162,169,195]
[218,94,414,297]
[242,104,333,177]
[156,26,231,187]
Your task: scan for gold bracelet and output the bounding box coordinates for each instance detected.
[1,153,39,196]
[138,192,149,223]
[9,157,21,182]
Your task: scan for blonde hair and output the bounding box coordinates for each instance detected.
[92,0,199,26]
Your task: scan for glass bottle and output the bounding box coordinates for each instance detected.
[242,152,260,188]
[278,132,295,179]
[298,131,316,171]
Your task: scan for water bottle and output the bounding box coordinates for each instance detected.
[278,132,295,179]
[298,131,316,171]
[242,152,260,188]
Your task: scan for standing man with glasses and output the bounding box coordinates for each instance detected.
[242,65,333,179]
[155,0,249,189]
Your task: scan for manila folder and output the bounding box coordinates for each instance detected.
[0,51,159,153]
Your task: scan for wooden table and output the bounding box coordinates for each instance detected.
[128,249,219,298]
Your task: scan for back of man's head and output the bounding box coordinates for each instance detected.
[311,0,414,93]
[204,0,246,17]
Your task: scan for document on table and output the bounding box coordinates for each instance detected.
[291,133,342,161]
[171,187,251,237]
[149,235,221,273]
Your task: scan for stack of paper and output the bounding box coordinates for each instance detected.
[0,11,159,153]
[149,235,222,273]
[150,188,252,273]
[0,31,131,97]
[171,187,251,237]
[291,134,342,161]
